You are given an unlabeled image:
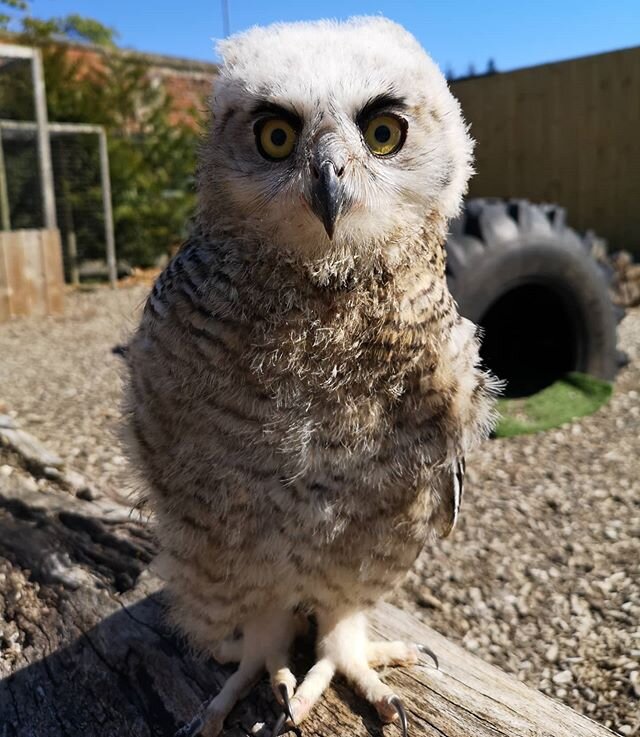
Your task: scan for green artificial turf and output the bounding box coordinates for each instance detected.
[494,372,613,438]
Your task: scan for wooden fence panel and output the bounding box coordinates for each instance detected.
[3,232,28,317]
[40,229,65,315]
[22,230,47,317]
[0,229,64,322]
[452,46,640,254]
[0,232,9,323]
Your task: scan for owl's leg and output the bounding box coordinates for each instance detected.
[213,613,306,669]
[266,618,298,717]
[200,656,262,737]
[212,636,243,664]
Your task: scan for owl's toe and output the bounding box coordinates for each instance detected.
[367,640,419,668]
[271,671,297,709]
[366,639,438,670]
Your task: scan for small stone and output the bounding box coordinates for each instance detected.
[552,670,573,685]
[62,469,87,491]
[630,671,640,698]
[43,466,64,481]
[0,414,17,429]
[416,591,443,610]
[545,643,559,663]
[76,486,99,501]
[22,476,39,493]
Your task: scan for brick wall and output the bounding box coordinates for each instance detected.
[1,35,218,128]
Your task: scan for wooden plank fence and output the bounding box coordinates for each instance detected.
[0,229,64,322]
[451,45,640,254]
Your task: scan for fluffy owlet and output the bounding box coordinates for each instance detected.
[125,16,498,737]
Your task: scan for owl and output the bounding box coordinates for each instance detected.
[125,16,498,737]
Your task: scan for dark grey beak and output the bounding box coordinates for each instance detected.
[310,160,345,239]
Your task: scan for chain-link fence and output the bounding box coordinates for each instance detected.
[0,43,116,285]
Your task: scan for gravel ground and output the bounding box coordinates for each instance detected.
[1,284,638,735]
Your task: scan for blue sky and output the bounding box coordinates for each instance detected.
[20,1,640,75]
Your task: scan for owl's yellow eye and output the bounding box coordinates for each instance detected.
[256,118,297,160]
[363,114,405,156]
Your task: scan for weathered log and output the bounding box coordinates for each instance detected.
[0,451,616,737]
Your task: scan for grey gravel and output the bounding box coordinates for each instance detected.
[0,286,145,501]
[0,284,638,735]
[398,306,640,736]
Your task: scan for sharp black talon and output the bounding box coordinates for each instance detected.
[271,711,287,737]
[277,683,296,724]
[417,643,439,669]
[389,696,408,737]
[271,708,303,737]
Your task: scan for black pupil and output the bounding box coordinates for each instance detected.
[270,128,287,147]
[374,124,391,143]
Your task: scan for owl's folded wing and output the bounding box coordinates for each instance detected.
[431,457,466,539]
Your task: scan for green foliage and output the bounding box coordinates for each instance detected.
[0,55,33,120]
[55,14,118,46]
[1,1,116,45]
[108,94,200,266]
[494,372,613,438]
[45,51,202,266]
[0,0,27,30]
[1,1,200,266]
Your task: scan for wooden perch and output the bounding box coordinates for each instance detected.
[0,449,615,737]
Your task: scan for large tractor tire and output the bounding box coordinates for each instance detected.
[445,199,620,398]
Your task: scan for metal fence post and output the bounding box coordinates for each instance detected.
[99,129,117,288]
[31,48,57,230]
[0,130,10,230]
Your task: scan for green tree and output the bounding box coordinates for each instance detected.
[1,0,201,267]
[0,0,27,30]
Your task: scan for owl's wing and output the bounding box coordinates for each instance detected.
[431,458,465,539]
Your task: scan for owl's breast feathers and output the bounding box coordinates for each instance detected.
[127,234,497,590]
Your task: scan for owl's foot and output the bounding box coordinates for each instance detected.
[175,610,299,737]
[271,611,437,737]
[287,653,408,734]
